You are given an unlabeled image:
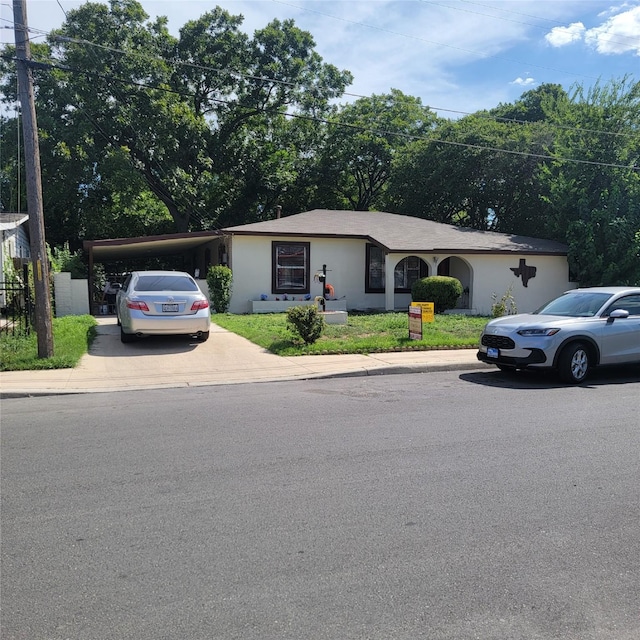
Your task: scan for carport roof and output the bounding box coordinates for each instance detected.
[83,231,219,263]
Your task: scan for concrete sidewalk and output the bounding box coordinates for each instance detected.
[0,317,489,397]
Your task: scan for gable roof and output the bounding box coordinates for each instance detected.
[224,209,568,255]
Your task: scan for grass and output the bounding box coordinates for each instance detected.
[0,314,97,371]
[213,311,488,356]
[0,311,487,370]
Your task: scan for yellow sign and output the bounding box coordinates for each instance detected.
[411,302,435,323]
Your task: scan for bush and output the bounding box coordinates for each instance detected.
[206,265,233,313]
[411,276,463,313]
[491,284,517,317]
[286,305,325,344]
[51,244,88,279]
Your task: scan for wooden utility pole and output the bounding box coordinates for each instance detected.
[13,0,54,358]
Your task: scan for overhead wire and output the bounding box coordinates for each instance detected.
[7,53,637,172]
[0,2,637,220]
[2,10,637,141]
[7,28,635,143]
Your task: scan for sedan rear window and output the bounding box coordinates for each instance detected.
[135,275,199,292]
[535,292,612,317]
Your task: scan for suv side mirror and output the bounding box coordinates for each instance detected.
[607,308,630,323]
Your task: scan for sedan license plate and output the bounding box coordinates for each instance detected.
[162,303,179,313]
[487,347,499,358]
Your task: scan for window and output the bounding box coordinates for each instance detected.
[366,245,428,293]
[605,294,640,317]
[366,244,385,292]
[394,256,427,292]
[272,242,310,293]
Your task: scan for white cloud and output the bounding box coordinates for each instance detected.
[545,22,586,47]
[585,5,640,55]
[510,77,536,87]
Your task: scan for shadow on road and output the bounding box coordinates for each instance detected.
[460,365,640,390]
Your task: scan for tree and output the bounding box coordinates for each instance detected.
[315,90,438,210]
[0,0,352,240]
[540,78,640,285]
[385,114,555,236]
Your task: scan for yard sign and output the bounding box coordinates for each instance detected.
[408,305,423,340]
[412,302,435,322]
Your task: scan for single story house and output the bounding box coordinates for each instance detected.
[222,209,574,316]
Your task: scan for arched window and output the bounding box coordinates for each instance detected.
[394,256,427,292]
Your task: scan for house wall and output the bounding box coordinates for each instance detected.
[227,235,575,315]
[228,235,370,313]
[463,253,574,315]
[1,225,31,284]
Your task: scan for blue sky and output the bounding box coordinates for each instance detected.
[2,0,638,116]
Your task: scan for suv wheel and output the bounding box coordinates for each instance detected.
[558,342,590,384]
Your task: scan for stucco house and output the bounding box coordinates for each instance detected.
[222,209,574,316]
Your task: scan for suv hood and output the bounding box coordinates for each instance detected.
[484,313,586,331]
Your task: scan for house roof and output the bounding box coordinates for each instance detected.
[224,210,568,255]
[0,212,29,231]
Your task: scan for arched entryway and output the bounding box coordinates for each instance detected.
[437,257,472,309]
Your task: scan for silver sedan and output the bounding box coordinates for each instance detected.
[116,271,211,343]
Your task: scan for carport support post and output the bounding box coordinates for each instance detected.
[87,246,95,314]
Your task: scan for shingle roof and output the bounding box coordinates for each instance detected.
[223,210,568,255]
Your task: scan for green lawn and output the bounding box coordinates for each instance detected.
[213,311,488,356]
[0,311,487,370]
[0,315,97,371]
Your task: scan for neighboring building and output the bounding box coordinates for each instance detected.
[0,212,30,305]
[222,209,574,315]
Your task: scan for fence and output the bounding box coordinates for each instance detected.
[0,275,33,337]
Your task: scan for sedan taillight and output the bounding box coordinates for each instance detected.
[127,299,150,311]
[191,299,209,311]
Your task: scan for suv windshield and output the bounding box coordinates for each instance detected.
[535,292,612,317]
[135,275,198,292]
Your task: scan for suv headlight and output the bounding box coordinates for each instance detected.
[517,328,560,336]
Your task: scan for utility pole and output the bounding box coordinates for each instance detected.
[13,0,54,358]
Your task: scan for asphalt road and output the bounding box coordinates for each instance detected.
[2,368,640,640]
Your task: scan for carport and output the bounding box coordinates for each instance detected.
[83,231,225,314]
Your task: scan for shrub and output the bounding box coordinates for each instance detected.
[411,276,463,313]
[286,305,325,344]
[206,265,233,313]
[51,243,88,279]
[491,284,517,317]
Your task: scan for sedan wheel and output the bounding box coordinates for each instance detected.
[558,342,590,383]
[120,327,136,343]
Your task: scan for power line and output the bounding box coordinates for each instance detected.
[5,54,637,172]
[6,25,635,143]
[2,14,636,142]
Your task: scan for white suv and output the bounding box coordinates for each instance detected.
[477,286,640,383]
